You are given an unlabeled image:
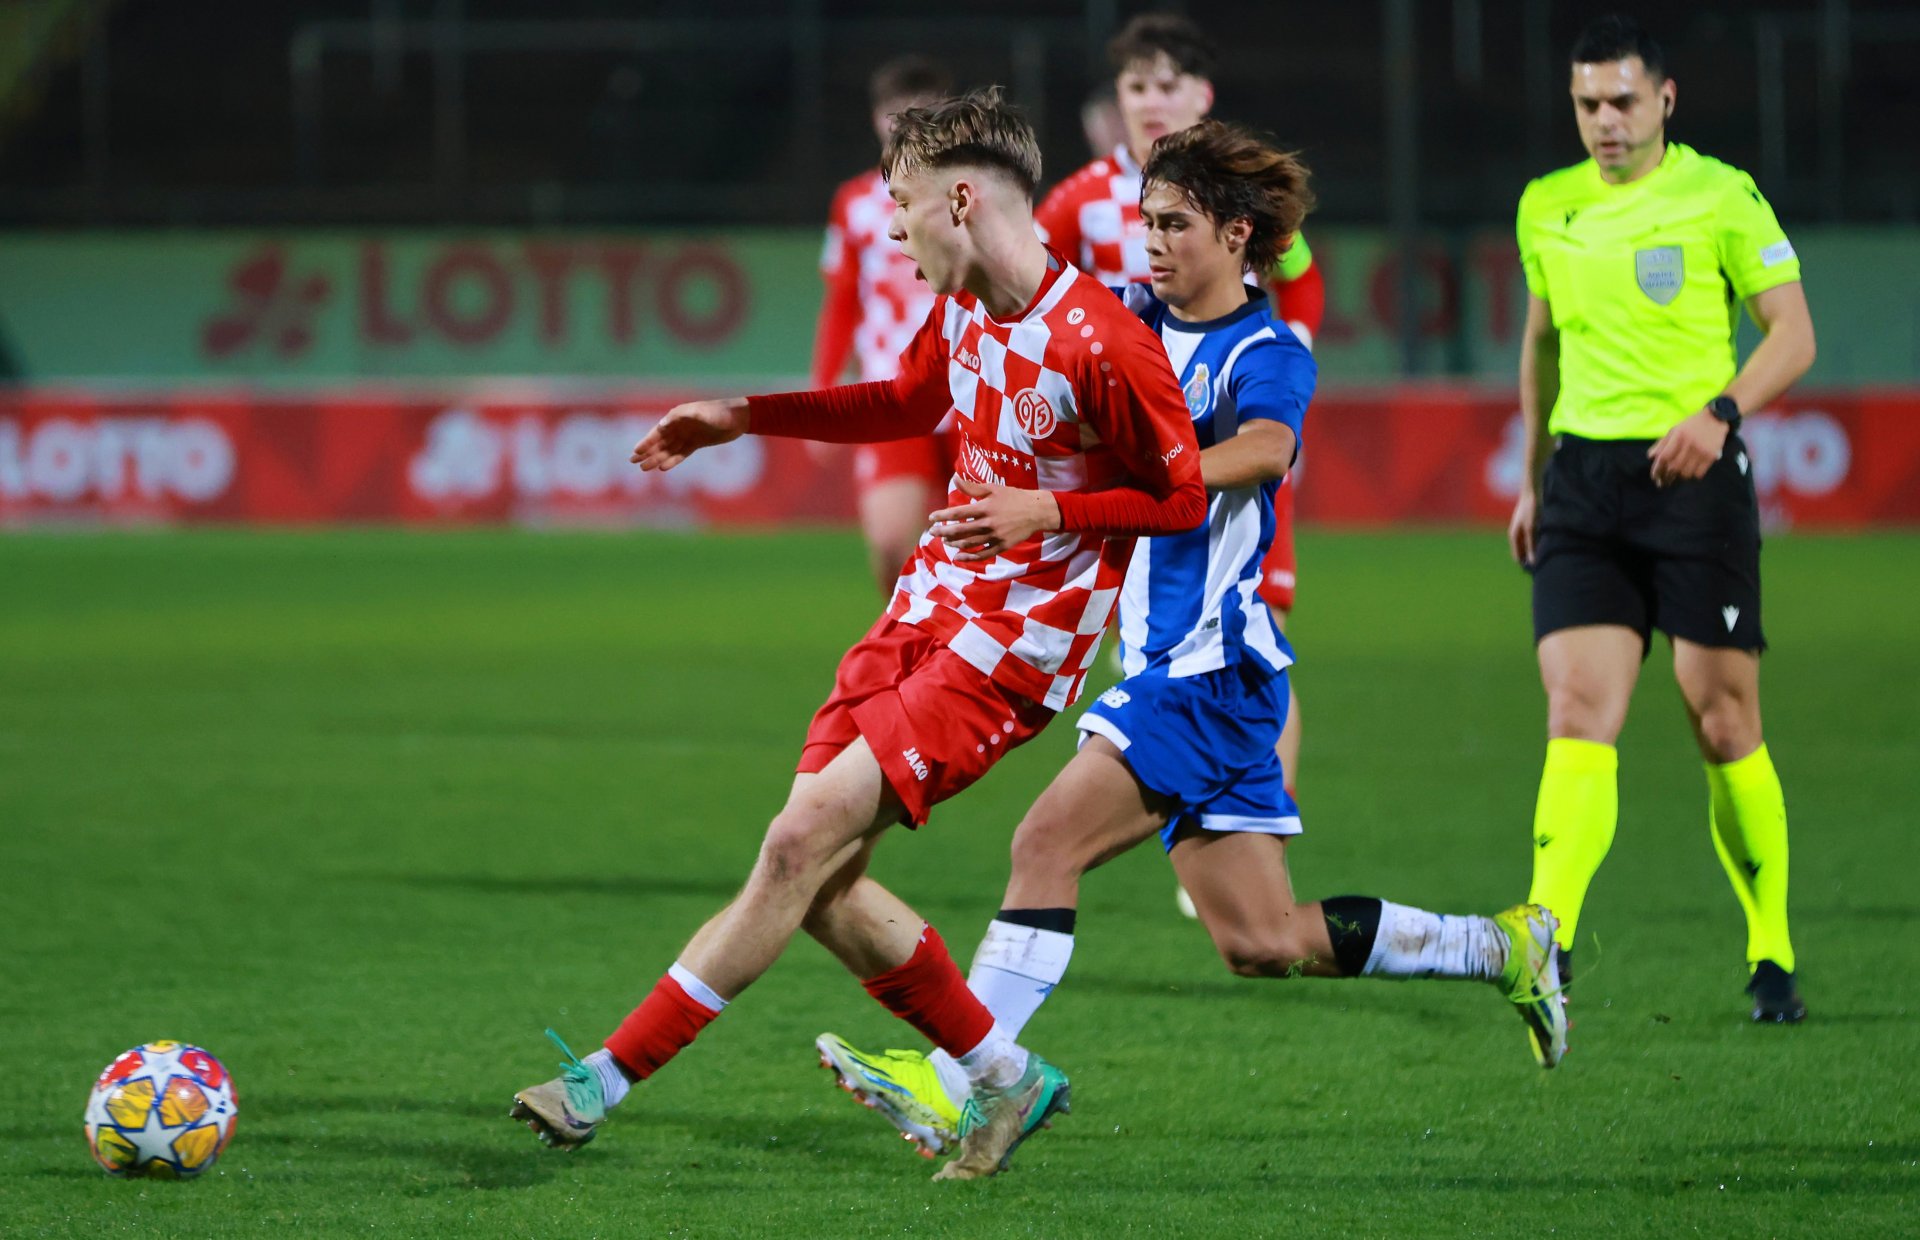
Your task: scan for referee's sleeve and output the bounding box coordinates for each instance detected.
[1716,174,1802,300]
[1515,181,1549,299]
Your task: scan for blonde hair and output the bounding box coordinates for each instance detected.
[881,86,1042,200]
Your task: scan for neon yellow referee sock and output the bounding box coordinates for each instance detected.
[1707,744,1795,974]
[1526,738,1618,951]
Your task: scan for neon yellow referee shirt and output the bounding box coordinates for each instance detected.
[1516,142,1802,439]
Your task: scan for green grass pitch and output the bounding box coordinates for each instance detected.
[1,528,1914,1237]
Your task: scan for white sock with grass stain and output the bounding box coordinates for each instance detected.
[1363,902,1507,982]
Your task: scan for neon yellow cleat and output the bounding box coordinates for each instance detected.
[815,1033,963,1159]
[1495,903,1569,1069]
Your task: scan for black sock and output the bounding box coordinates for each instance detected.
[1321,896,1383,977]
[995,907,1077,935]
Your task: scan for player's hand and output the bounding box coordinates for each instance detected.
[929,478,1062,562]
[1507,488,1540,566]
[1647,409,1730,487]
[631,399,749,472]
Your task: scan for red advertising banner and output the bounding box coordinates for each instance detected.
[0,389,853,528]
[2,388,1916,529]
[1293,387,1920,529]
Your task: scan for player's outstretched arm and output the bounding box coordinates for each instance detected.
[631,398,751,472]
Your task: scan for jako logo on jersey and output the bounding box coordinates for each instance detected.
[902,748,930,781]
[954,344,983,373]
[1183,364,1213,418]
[957,439,1007,486]
[1013,389,1057,439]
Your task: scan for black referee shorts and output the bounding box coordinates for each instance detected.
[1530,433,1765,653]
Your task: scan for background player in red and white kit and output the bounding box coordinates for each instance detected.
[1038,13,1316,884]
[813,57,957,593]
[511,88,1205,1182]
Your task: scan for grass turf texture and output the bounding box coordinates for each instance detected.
[1,528,1914,1238]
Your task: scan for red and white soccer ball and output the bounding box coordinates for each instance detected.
[84,1041,238,1178]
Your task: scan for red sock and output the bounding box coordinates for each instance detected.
[860,925,995,1057]
[603,973,722,1080]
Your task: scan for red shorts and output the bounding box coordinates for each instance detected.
[799,615,1053,826]
[1257,477,1298,613]
[853,431,955,497]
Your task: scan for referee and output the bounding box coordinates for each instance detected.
[1508,15,1817,1023]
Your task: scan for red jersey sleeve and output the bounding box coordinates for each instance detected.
[1052,314,1204,535]
[752,302,952,442]
[1267,259,1325,347]
[810,184,861,388]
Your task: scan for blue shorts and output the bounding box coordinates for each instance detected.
[1076,659,1301,853]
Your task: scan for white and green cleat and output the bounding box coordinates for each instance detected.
[816,1033,962,1158]
[1495,903,1569,1069]
[510,1029,607,1150]
[932,1052,1071,1181]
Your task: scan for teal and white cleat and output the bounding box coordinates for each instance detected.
[932,1052,1071,1181]
[510,1029,607,1150]
[816,1033,962,1158]
[1495,903,1568,1069]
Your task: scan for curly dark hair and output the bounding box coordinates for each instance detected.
[1141,120,1315,274]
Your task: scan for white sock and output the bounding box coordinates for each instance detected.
[953,1022,1029,1090]
[927,919,1074,1105]
[966,919,1076,1038]
[582,1049,633,1108]
[1362,902,1508,982]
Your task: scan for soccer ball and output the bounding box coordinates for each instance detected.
[84,1041,238,1178]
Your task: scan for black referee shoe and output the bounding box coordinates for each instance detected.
[1746,960,1806,1023]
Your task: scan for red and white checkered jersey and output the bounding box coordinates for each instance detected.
[1034,146,1151,285]
[817,169,937,384]
[883,257,1201,711]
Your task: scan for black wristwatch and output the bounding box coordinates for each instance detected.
[1707,395,1742,433]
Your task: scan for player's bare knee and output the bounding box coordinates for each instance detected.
[1693,697,1762,764]
[757,810,838,886]
[1545,681,1626,743]
[1007,814,1083,886]
[1214,929,1315,979]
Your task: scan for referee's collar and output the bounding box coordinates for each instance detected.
[1596,140,1685,189]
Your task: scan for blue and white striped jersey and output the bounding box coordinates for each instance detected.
[1113,284,1316,679]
